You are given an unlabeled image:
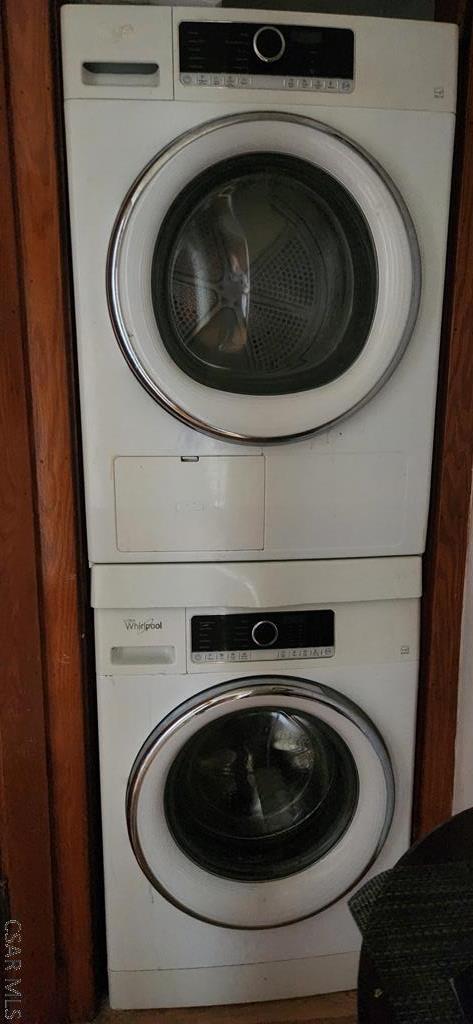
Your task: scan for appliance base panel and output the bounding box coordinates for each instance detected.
[109,951,359,1009]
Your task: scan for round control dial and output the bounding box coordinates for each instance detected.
[251,619,279,648]
[253,26,286,64]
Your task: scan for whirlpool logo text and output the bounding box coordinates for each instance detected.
[123,618,163,633]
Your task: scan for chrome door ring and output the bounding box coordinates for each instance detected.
[107,111,421,445]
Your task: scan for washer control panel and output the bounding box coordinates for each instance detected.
[179,21,354,93]
[191,610,335,663]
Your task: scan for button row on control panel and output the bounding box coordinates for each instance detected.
[284,78,353,93]
[191,645,335,663]
[180,73,354,93]
[277,646,335,659]
[180,73,251,87]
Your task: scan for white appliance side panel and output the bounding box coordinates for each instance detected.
[114,455,265,551]
[97,660,418,972]
[63,101,455,561]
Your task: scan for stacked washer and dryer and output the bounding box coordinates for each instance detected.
[61,4,458,1009]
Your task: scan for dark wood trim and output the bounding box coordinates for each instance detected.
[436,0,470,30]
[414,9,473,837]
[2,0,97,1018]
[0,16,59,1024]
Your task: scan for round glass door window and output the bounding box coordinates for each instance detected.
[152,153,378,396]
[127,677,394,927]
[164,706,359,881]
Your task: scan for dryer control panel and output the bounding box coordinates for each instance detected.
[191,609,335,664]
[179,21,354,93]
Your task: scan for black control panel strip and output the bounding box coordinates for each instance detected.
[191,610,335,653]
[179,22,354,79]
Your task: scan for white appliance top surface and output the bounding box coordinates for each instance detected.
[91,556,422,608]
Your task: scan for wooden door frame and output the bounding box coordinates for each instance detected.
[0,17,59,1023]
[1,1,97,1020]
[413,2,473,837]
[0,0,472,1020]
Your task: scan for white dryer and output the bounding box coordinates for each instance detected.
[93,557,421,1008]
[62,6,457,563]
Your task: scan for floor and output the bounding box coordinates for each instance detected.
[93,992,357,1024]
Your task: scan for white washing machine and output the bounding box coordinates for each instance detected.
[62,6,457,565]
[93,557,421,1008]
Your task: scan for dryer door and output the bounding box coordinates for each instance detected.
[109,112,420,443]
[126,676,394,929]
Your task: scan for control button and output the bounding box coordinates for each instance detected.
[225,74,238,88]
[312,78,326,91]
[340,79,353,93]
[253,25,286,64]
[180,73,194,86]
[300,77,311,90]
[251,619,279,648]
[211,73,225,87]
[325,78,339,92]
[285,77,297,90]
[196,73,210,86]
[238,75,252,88]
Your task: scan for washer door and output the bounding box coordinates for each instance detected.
[109,112,420,443]
[126,677,395,929]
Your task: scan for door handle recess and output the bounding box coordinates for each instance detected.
[82,62,160,86]
[111,645,175,666]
